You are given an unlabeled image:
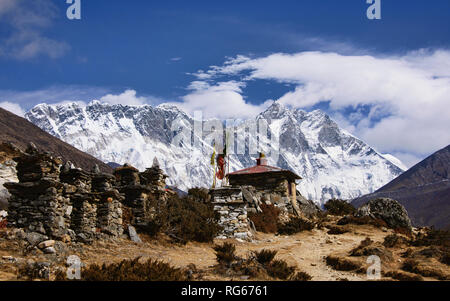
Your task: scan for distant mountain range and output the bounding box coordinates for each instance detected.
[25,101,404,204]
[0,107,112,173]
[353,145,450,230]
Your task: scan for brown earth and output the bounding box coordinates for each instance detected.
[1,216,448,281]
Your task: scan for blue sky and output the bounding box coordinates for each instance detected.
[0,0,449,167]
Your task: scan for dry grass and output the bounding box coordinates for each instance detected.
[383,234,409,248]
[384,270,423,281]
[143,194,222,243]
[55,257,188,281]
[248,204,280,234]
[324,199,356,216]
[325,255,361,272]
[349,237,373,256]
[213,242,236,266]
[277,217,315,235]
[337,215,388,229]
[212,244,311,281]
[327,226,349,235]
[401,259,449,280]
[253,249,277,265]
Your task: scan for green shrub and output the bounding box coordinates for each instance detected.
[56,257,188,281]
[324,199,356,216]
[277,217,314,235]
[248,204,280,233]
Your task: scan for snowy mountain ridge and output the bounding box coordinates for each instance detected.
[25,101,405,205]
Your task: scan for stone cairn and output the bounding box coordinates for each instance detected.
[4,146,170,244]
[91,166,123,237]
[59,162,96,242]
[210,187,252,240]
[114,160,168,227]
[5,144,70,239]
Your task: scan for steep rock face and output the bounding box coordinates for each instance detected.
[353,145,450,229]
[26,101,404,204]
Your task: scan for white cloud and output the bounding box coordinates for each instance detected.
[99,89,163,106]
[388,152,424,170]
[99,90,147,106]
[0,101,25,116]
[165,81,272,119]
[0,85,109,109]
[190,49,450,167]
[0,0,70,60]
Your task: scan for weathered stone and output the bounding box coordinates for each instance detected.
[42,247,56,254]
[128,225,142,243]
[38,240,55,249]
[356,198,412,230]
[26,232,48,246]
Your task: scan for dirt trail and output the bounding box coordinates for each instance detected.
[0,222,441,281]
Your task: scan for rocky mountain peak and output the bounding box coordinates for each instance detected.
[25,101,405,204]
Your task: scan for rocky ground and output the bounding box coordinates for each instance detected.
[1,215,448,281]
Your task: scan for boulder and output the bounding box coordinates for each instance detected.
[43,247,56,254]
[356,198,412,230]
[25,232,49,246]
[128,225,142,243]
[296,194,321,218]
[38,240,55,249]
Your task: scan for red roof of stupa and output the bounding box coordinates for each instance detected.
[227,164,301,179]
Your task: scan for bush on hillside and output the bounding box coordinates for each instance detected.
[324,199,356,216]
[213,242,237,266]
[253,249,278,265]
[213,245,311,281]
[277,217,314,235]
[337,215,388,228]
[55,257,187,281]
[187,188,210,203]
[410,229,450,248]
[143,194,222,243]
[248,203,280,233]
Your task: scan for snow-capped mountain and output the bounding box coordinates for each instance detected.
[25,101,405,204]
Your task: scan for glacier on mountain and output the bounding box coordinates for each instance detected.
[25,101,405,205]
